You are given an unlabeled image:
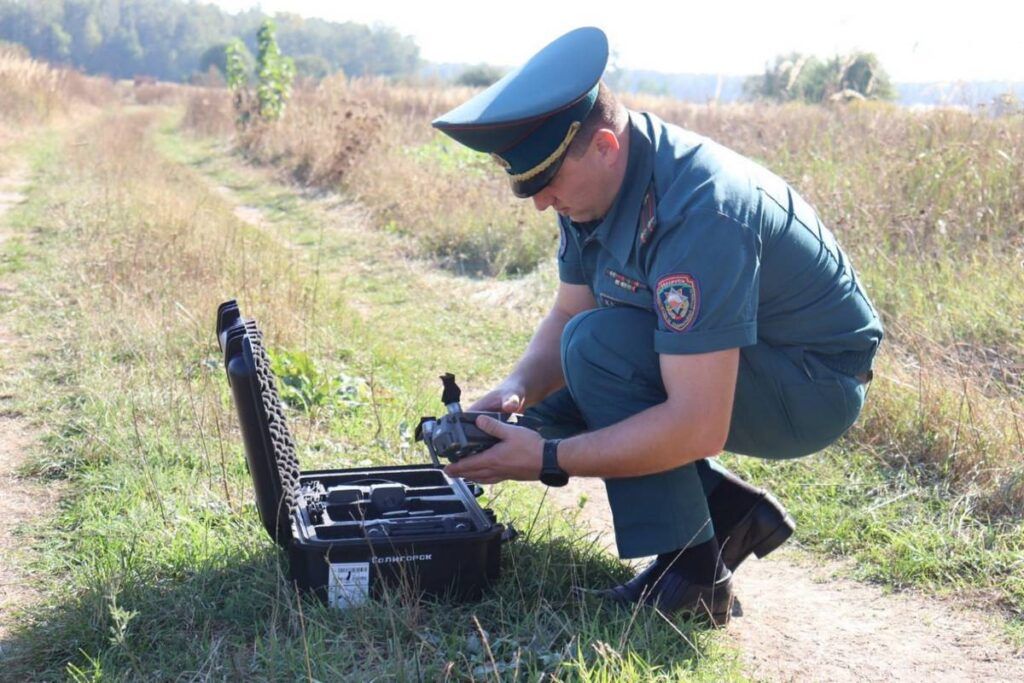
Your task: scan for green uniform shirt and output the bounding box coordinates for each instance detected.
[558,111,882,376]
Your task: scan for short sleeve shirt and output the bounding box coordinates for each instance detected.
[557,111,882,370]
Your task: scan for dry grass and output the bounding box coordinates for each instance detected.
[344,128,554,276]
[182,87,235,137]
[237,76,388,188]
[637,99,1024,511]
[130,81,193,106]
[856,349,1024,513]
[180,81,1024,512]
[0,45,113,128]
[181,77,555,275]
[57,111,314,352]
[343,76,478,122]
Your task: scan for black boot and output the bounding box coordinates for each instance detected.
[599,539,734,627]
[707,469,795,572]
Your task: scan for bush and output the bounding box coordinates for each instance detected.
[456,64,506,87]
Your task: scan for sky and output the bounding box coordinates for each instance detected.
[211,0,1024,83]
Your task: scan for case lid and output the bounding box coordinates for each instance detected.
[217,300,301,547]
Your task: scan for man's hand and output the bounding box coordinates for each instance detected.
[443,415,544,484]
[467,381,526,413]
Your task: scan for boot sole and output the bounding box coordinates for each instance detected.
[592,580,735,627]
[680,589,735,628]
[705,595,735,628]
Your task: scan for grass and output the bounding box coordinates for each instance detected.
[167,101,1024,614]
[183,82,556,278]
[3,74,1022,677]
[190,84,1024,515]
[0,108,742,680]
[0,42,113,131]
[164,107,1024,626]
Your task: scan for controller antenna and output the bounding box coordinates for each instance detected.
[440,373,462,414]
[438,370,462,413]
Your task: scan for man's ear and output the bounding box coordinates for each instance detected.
[591,128,621,164]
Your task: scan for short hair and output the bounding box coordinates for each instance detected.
[566,82,627,158]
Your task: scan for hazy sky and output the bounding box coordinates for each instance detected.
[211,1,1023,83]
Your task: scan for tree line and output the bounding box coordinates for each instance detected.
[0,0,420,82]
[452,52,897,104]
[744,51,896,103]
[0,0,897,105]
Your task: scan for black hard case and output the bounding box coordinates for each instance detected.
[216,301,504,606]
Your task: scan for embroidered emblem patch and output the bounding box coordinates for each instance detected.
[656,274,700,332]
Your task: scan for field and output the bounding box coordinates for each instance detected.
[0,56,1022,680]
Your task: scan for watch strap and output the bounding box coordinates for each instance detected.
[541,439,569,486]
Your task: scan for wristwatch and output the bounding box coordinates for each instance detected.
[540,439,569,487]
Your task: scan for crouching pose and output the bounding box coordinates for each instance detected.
[437,27,882,626]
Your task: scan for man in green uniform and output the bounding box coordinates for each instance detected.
[436,27,882,626]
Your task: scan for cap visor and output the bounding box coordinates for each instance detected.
[510,152,569,199]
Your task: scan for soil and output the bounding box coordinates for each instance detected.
[0,163,53,649]
[546,477,1024,682]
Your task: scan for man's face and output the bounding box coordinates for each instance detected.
[529,132,619,222]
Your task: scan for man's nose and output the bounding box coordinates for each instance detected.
[532,189,554,212]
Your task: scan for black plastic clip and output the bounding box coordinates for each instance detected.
[500,523,519,544]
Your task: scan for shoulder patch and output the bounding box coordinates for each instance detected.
[655,274,700,332]
[558,222,568,260]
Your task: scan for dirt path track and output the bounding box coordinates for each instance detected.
[547,477,1024,682]
[0,161,49,649]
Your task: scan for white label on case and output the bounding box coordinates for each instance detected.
[327,562,370,609]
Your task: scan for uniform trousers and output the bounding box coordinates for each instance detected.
[524,306,868,559]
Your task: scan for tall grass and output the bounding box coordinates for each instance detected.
[0,43,113,129]
[180,81,1024,514]
[1,108,737,679]
[183,77,557,276]
[654,101,1024,513]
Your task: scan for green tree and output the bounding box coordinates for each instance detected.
[744,52,825,102]
[224,38,249,89]
[745,50,896,103]
[225,38,254,129]
[255,19,293,121]
[42,21,71,59]
[456,63,505,87]
[200,40,252,79]
[293,53,331,80]
[0,0,420,83]
[829,52,896,101]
